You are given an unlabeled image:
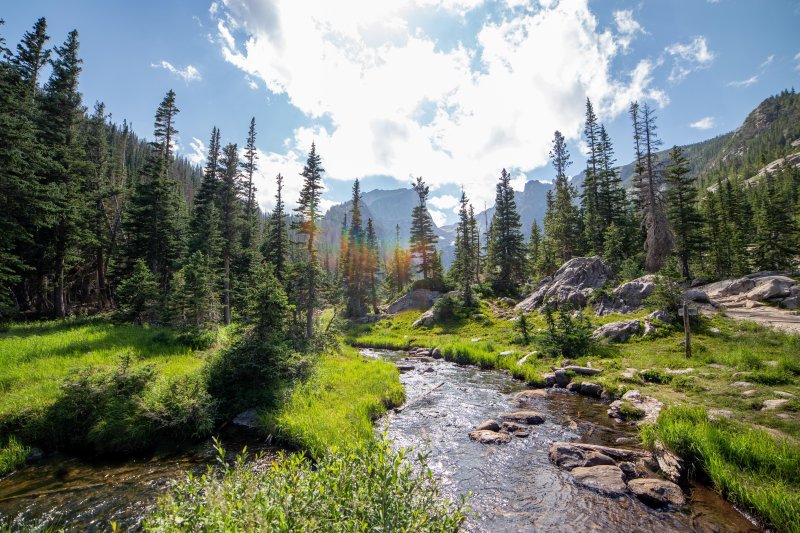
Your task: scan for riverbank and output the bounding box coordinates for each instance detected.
[346,302,800,531]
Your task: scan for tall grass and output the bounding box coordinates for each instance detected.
[0,436,28,476]
[262,346,405,458]
[642,405,800,532]
[145,437,467,532]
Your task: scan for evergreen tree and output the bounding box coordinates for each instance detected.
[237,117,260,287]
[450,190,475,305]
[487,169,527,293]
[529,220,542,278]
[468,204,481,283]
[264,173,288,279]
[387,224,411,298]
[11,17,50,96]
[630,101,673,272]
[294,142,325,339]
[343,179,366,317]
[37,29,89,317]
[665,145,704,280]
[85,101,113,307]
[752,170,797,271]
[409,177,438,282]
[189,127,222,256]
[122,90,186,294]
[168,251,219,331]
[545,131,582,263]
[218,143,242,325]
[365,218,380,314]
[597,125,627,229]
[538,190,560,276]
[115,259,159,324]
[581,98,603,253]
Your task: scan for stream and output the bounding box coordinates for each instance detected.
[0,349,762,532]
[367,348,762,533]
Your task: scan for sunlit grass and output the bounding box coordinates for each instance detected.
[262,346,405,458]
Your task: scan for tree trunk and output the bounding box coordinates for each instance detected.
[54,250,66,318]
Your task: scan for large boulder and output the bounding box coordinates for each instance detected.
[608,390,663,425]
[468,429,512,444]
[412,309,435,328]
[627,478,686,507]
[594,275,656,315]
[549,442,615,470]
[500,410,546,425]
[386,289,442,314]
[517,256,613,312]
[591,320,641,343]
[570,465,628,496]
[746,276,795,302]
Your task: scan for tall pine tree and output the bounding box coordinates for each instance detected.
[488,169,526,293]
[665,145,703,280]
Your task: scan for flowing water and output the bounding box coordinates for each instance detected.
[0,350,762,532]
[0,432,276,531]
[366,348,762,533]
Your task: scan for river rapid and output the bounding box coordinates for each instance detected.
[367,348,761,533]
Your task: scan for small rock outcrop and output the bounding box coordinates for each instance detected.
[571,465,628,496]
[628,478,686,507]
[548,442,616,470]
[500,410,546,425]
[468,429,512,445]
[386,289,441,314]
[475,419,501,432]
[412,309,435,328]
[594,275,656,315]
[608,390,663,425]
[591,319,640,343]
[232,408,260,429]
[514,389,547,402]
[700,273,800,310]
[517,256,613,312]
[653,441,684,484]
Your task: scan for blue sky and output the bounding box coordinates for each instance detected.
[3,0,799,225]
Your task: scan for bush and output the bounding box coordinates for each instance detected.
[145,436,467,532]
[538,303,594,358]
[638,368,672,384]
[644,274,684,318]
[433,293,458,321]
[34,354,215,454]
[115,260,160,324]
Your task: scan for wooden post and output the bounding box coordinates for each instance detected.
[682,301,691,358]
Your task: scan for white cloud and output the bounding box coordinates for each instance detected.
[665,36,715,82]
[428,194,460,211]
[213,0,667,209]
[689,116,715,130]
[794,51,800,71]
[760,54,774,68]
[187,137,207,165]
[613,10,644,52]
[727,75,759,88]
[245,76,258,89]
[151,60,202,82]
[428,208,447,227]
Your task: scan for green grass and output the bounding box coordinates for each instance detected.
[145,437,466,532]
[0,318,205,423]
[0,436,28,477]
[642,405,800,533]
[262,346,405,458]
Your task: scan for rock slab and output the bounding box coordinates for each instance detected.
[627,478,686,507]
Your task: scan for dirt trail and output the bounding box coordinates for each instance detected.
[721,306,800,334]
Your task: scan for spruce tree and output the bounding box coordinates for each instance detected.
[409,177,438,282]
[218,143,242,325]
[264,173,288,279]
[450,190,475,305]
[189,127,222,256]
[630,101,673,272]
[468,204,481,283]
[294,142,325,338]
[545,131,582,263]
[597,125,627,229]
[12,17,50,96]
[237,117,260,284]
[752,170,797,271]
[85,101,113,307]
[365,218,380,313]
[665,145,703,280]
[529,220,542,278]
[344,179,366,317]
[580,98,603,253]
[487,169,526,293]
[122,90,186,294]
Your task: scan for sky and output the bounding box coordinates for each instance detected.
[3,0,799,225]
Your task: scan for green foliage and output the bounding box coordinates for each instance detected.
[115,259,160,323]
[616,400,645,420]
[515,312,531,344]
[262,347,404,458]
[539,303,594,358]
[0,436,29,476]
[488,169,527,294]
[643,274,682,318]
[167,251,220,333]
[145,436,466,532]
[638,368,672,384]
[642,405,800,532]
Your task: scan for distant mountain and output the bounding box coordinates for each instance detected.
[318,90,800,269]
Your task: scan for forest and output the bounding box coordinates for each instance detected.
[1,15,799,533]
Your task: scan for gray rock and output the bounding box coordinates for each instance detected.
[579,382,603,397]
[773,391,795,398]
[642,320,657,336]
[514,389,547,401]
[717,277,757,297]
[542,373,556,387]
[683,288,710,303]
[412,309,435,328]
[653,441,684,484]
[571,465,628,496]
[591,320,641,343]
[782,296,800,310]
[386,289,442,314]
[741,389,757,397]
[763,399,790,410]
[746,277,795,302]
[475,419,501,432]
[517,256,613,312]
[618,461,639,481]
[594,275,656,315]
[26,447,44,462]
[549,443,613,470]
[500,410,546,425]
[627,478,686,507]
[566,382,581,392]
[562,365,602,375]
[608,390,663,425]
[232,408,260,429]
[468,429,511,445]
[554,369,571,387]
[647,310,671,324]
[395,364,415,372]
[730,381,753,387]
[431,347,442,358]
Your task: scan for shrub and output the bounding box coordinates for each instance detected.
[0,436,29,476]
[515,312,531,345]
[433,293,458,321]
[638,368,672,384]
[115,260,160,324]
[538,303,594,358]
[644,274,683,318]
[145,436,467,532]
